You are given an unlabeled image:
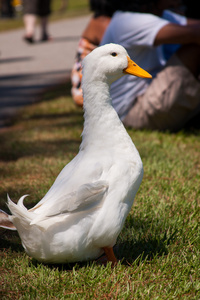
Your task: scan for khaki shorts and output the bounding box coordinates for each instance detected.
[123,54,200,131]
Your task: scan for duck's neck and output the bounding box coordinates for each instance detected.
[80,80,131,149]
[83,80,111,120]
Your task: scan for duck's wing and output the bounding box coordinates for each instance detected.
[30,180,108,225]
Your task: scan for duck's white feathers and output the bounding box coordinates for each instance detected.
[30,180,108,224]
[5,44,144,263]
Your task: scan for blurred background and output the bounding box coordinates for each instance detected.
[0,0,89,32]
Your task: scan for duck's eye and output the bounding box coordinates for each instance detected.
[111,52,117,57]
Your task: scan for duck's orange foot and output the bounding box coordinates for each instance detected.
[102,246,118,267]
[96,247,118,267]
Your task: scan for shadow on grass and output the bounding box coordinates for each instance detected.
[115,215,177,265]
[0,229,23,252]
[29,110,83,122]
[39,81,73,101]
[31,258,97,271]
[0,137,80,162]
[0,81,84,162]
[116,237,168,265]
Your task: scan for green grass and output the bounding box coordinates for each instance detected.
[0,0,89,32]
[0,83,200,299]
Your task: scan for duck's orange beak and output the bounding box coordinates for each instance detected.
[123,56,152,79]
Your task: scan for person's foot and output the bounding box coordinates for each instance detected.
[40,33,52,42]
[24,36,34,44]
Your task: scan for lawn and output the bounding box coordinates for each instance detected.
[0,0,89,32]
[0,83,199,299]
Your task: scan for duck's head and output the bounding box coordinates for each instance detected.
[82,43,152,85]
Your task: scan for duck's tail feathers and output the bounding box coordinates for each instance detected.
[0,209,16,230]
[7,194,34,223]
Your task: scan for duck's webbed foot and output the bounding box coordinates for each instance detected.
[101,246,118,267]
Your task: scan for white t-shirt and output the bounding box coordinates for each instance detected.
[101,10,187,120]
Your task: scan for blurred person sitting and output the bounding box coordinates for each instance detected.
[71,0,115,106]
[100,0,200,131]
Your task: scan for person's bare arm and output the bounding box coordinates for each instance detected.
[187,18,200,25]
[154,22,200,46]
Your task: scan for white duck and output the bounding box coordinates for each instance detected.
[1,44,151,264]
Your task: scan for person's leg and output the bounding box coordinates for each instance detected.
[23,0,38,43]
[123,44,200,131]
[40,16,49,40]
[176,44,200,79]
[38,0,51,41]
[23,14,36,42]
